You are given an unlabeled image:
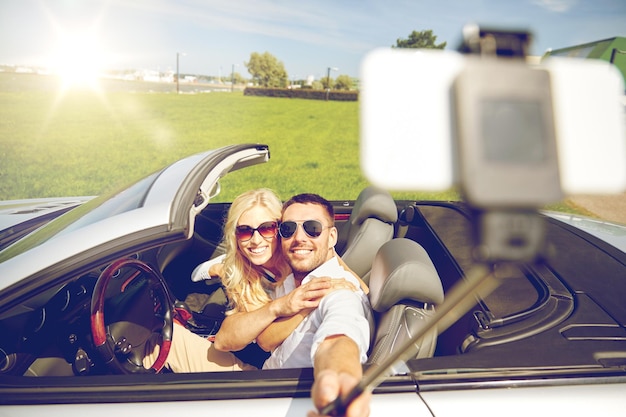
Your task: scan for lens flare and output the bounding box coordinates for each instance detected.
[49,30,106,90]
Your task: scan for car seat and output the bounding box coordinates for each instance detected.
[367,238,444,373]
[338,186,398,284]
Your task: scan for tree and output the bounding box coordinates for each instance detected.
[393,29,447,49]
[245,52,288,87]
[334,74,353,90]
[311,80,324,90]
[232,72,246,86]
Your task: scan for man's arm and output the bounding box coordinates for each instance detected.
[309,335,371,417]
[306,276,373,417]
[314,335,362,379]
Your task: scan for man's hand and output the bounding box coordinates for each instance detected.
[310,336,371,417]
[307,369,371,417]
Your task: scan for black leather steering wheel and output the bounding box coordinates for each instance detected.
[90,257,174,374]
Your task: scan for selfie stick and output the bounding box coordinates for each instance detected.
[319,263,501,416]
[321,25,563,416]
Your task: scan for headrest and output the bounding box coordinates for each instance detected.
[351,186,398,225]
[369,238,444,313]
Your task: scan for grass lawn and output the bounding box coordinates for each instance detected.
[0,73,579,213]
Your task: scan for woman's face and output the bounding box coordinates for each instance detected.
[236,205,279,267]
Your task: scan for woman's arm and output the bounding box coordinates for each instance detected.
[214,303,280,352]
[256,308,312,351]
[256,277,359,351]
[214,278,333,352]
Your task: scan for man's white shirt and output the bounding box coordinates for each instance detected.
[263,256,373,369]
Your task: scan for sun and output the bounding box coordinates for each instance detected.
[42,25,114,127]
[49,30,107,90]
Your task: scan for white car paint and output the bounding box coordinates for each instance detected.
[0,392,430,417]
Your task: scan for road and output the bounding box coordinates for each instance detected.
[568,193,626,225]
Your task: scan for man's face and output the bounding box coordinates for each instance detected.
[281,202,337,279]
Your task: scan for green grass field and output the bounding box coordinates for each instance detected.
[0,73,579,213]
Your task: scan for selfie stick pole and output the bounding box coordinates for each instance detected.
[319,263,501,416]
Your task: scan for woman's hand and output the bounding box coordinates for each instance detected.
[327,277,357,292]
[271,277,358,317]
[272,278,333,317]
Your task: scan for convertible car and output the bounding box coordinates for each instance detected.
[0,144,625,416]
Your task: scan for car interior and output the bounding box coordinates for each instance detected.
[0,185,592,377]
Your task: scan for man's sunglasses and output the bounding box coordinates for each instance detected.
[279,220,329,239]
[235,221,278,242]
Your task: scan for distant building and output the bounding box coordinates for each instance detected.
[544,37,626,87]
[142,69,161,82]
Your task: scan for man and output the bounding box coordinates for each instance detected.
[266,193,374,417]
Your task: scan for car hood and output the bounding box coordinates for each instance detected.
[0,197,94,252]
[0,197,94,231]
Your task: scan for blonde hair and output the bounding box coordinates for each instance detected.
[221,188,289,313]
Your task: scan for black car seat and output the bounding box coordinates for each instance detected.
[338,186,398,284]
[367,238,444,373]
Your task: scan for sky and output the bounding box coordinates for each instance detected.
[1,0,625,79]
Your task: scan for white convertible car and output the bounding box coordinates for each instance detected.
[0,144,625,416]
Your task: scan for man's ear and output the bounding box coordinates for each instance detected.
[328,226,338,249]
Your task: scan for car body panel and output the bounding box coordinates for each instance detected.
[545,211,626,252]
[420,382,626,416]
[0,393,430,417]
[0,197,93,252]
[0,197,93,231]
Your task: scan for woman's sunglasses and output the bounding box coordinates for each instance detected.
[279,220,328,239]
[235,221,278,242]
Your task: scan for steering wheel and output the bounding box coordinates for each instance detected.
[90,257,174,374]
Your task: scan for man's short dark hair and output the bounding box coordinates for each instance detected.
[283,193,334,225]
